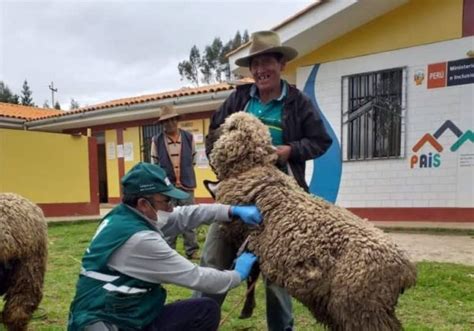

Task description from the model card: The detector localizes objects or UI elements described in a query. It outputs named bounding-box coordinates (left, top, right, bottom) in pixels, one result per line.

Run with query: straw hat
left=158, top=105, right=180, bottom=122
left=235, top=31, right=298, bottom=67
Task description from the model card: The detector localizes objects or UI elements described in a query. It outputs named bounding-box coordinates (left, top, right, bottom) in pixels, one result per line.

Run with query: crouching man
left=68, top=162, right=259, bottom=331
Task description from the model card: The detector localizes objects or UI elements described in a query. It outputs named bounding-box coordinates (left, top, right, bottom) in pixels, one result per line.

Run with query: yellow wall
left=105, top=129, right=120, bottom=199
left=0, top=129, right=90, bottom=203
left=285, top=0, right=464, bottom=78
left=179, top=119, right=216, bottom=198
left=123, top=126, right=142, bottom=173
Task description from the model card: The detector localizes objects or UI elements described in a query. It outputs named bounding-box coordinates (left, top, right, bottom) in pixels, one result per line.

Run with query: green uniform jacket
left=68, top=204, right=166, bottom=331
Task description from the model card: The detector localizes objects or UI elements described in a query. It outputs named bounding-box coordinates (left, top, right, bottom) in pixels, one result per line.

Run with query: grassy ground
left=1, top=221, right=473, bottom=330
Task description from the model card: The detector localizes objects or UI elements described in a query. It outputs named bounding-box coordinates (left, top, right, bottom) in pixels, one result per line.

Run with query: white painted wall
left=298, top=37, right=474, bottom=208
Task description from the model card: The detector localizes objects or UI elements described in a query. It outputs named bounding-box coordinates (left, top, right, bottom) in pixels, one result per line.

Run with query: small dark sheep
left=0, top=193, right=48, bottom=331
left=209, top=112, right=417, bottom=331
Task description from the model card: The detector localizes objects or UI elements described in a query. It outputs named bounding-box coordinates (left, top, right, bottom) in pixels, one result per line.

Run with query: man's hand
left=234, top=252, right=258, bottom=280
left=276, top=145, right=291, bottom=162
left=231, top=206, right=262, bottom=225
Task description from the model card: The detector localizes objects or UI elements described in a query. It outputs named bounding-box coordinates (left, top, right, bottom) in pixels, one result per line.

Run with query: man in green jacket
left=68, top=162, right=260, bottom=331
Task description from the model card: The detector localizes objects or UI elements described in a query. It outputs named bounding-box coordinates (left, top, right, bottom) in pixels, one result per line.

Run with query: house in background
left=229, top=0, right=474, bottom=222
left=0, top=83, right=235, bottom=217
left=1, top=0, right=472, bottom=223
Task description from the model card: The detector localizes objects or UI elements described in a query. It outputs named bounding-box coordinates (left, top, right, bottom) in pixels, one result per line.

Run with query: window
left=341, top=67, right=406, bottom=161
left=141, top=123, right=162, bottom=162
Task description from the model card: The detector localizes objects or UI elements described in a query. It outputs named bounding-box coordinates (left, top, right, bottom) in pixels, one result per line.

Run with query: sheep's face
left=210, top=112, right=277, bottom=179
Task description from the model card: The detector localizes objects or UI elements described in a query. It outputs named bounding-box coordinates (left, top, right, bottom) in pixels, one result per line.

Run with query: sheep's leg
left=2, top=255, right=45, bottom=331
left=239, top=263, right=260, bottom=319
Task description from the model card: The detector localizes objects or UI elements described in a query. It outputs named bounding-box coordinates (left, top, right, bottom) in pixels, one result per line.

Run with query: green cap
left=121, top=162, right=189, bottom=200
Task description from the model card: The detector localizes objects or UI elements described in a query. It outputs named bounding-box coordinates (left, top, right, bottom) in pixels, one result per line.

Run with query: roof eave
left=0, top=116, right=25, bottom=129
left=26, top=89, right=233, bottom=132
left=228, top=0, right=408, bottom=76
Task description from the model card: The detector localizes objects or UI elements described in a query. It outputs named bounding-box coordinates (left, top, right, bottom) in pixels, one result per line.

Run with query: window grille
left=141, top=123, right=162, bottom=162
left=341, top=67, right=406, bottom=161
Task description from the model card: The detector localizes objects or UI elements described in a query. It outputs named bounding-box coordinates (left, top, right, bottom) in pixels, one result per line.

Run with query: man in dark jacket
left=151, top=105, right=200, bottom=260
left=196, top=30, right=332, bottom=331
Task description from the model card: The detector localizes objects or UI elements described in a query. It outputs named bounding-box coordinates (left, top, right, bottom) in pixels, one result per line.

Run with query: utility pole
left=49, top=81, right=58, bottom=106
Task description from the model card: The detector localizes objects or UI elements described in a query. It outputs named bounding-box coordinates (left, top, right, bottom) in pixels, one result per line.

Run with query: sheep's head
left=210, top=112, right=277, bottom=179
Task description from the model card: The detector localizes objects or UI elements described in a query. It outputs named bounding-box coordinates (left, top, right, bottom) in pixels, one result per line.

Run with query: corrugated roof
left=26, top=82, right=237, bottom=121
left=0, top=102, right=63, bottom=120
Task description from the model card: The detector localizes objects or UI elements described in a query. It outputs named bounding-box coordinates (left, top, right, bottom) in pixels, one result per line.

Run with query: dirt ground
left=388, top=233, right=474, bottom=265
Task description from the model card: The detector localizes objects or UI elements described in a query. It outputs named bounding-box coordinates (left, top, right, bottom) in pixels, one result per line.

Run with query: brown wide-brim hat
left=157, top=105, right=180, bottom=122
left=235, top=30, right=298, bottom=68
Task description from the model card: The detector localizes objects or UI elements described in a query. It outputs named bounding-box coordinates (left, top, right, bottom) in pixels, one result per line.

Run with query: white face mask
left=155, top=210, right=171, bottom=230
left=146, top=200, right=171, bottom=230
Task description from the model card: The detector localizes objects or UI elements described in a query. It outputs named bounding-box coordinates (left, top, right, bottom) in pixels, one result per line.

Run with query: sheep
left=209, top=112, right=417, bottom=331
left=0, top=193, right=48, bottom=331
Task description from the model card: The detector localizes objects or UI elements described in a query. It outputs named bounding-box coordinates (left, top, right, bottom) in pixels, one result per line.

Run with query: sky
left=0, top=0, right=313, bottom=110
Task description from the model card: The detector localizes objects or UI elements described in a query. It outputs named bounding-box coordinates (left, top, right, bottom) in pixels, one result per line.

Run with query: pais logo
left=410, top=120, right=473, bottom=168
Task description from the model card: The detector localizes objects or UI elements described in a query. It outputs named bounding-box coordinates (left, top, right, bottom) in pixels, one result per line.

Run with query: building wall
left=179, top=118, right=216, bottom=200
left=285, top=0, right=464, bottom=82
left=123, top=126, right=141, bottom=173
left=102, top=118, right=217, bottom=203
left=105, top=129, right=121, bottom=201
left=0, top=128, right=99, bottom=216
left=297, top=37, right=473, bottom=221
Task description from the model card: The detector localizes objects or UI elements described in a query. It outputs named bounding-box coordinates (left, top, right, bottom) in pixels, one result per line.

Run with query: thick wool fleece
left=210, top=112, right=417, bottom=331
left=0, top=193, right=48, bottom=331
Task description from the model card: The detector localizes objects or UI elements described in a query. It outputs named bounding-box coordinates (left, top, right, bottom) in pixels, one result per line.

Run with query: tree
left=0, top=81, right=20, bottom=104
left=42, top=100, right=50, bottom=108
left=54, top=101, right=61, bottom=110
left=178, top=45, right=201, bottom=86
left=178, top=30, right=248, bottom=85
left=201, top=37, right=223, bottom=83
left=20, top=80, right=34, bottom=106
left=242, top=30, right=250, bottom=43
left=70, top=98, right=80, bottom=110
left=231, top=30, right=242, bottom=50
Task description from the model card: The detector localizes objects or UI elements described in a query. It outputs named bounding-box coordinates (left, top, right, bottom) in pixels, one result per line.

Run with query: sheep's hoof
left=239, top=298, right=256, bottom=319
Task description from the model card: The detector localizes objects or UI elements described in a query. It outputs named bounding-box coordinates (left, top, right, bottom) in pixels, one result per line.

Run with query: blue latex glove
left=234, top=252, right=258, bottom=280
left=231, top=205, right=262, bottom=225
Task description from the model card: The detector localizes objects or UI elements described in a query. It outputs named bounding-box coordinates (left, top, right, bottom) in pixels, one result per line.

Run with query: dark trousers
left=145, top=298, right=220, bottom=331
left=85, top=298, right=220, bottom=331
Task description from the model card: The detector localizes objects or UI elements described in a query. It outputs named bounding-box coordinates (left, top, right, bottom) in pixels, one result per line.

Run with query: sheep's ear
left=203, top=180, right=220, bottom=199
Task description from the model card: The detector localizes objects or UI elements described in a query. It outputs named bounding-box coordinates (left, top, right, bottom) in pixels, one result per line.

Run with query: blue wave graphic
left=303, top=64, right=342, bottom=203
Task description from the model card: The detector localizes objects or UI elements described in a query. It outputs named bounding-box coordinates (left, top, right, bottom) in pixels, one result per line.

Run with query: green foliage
left=0, top=81, right=20, bottom=104
left=2, top=221, right=472, bottom=330
left=20, top=79, right=34, bottom=106
left=54, top=101, right=61, bottom=110
left=178, top=30, right=249, bottom=85
left=178, top=45, right=201, bottom=86
left=42, top=100, right=50, bottom=108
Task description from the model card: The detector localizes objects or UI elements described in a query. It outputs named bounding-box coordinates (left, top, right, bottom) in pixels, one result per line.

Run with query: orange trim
left=108, top=197, right=122, bottom=204
left=412, top=134, right=443, bottom=152
left=38, top=203, right=99, bottom=217
left=28, top=83, right=235, bottom=121
left=463, top=0, right=474, bottom=36
left=0, top=102, right=62, bottom=120
left=349, top=208, right=474, bottom=222
left=195, top=197, right=215, bottom=204
left=88, top=137, right=100, bottom=208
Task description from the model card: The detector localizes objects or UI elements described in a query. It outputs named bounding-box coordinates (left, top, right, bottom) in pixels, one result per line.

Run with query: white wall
left=298, top=37, right=474, bottom=208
